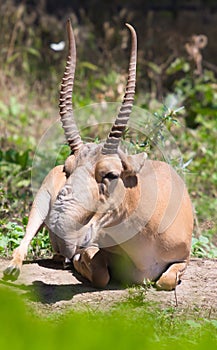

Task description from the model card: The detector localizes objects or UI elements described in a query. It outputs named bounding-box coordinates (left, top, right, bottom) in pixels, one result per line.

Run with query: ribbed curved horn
left=59, top=19, right=83, bottom=153
left=101, top=23, right=137, bottom=155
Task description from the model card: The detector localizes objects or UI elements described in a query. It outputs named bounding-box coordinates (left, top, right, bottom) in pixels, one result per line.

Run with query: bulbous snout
left=49, top=221, right=96, bottom=260
left=49, top=230, right=77, bottom=260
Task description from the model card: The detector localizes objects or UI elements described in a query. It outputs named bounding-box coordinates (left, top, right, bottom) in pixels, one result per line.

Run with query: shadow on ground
left=1, top=258, right=217, bottom=316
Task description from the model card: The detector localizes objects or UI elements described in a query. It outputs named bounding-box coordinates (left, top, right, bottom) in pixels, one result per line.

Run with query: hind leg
left=155, top=261, right=188, bottom=291
left=73, top=247, right=110, bottom=288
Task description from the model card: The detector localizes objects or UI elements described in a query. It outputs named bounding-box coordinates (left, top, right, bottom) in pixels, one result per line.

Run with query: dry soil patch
left=0, top=258, right=216, bottom=316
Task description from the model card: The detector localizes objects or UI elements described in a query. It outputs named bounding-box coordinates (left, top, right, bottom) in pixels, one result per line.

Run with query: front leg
left=73, top=247, right=110, bottom=288
left=3, top=189, right=51, bottom=281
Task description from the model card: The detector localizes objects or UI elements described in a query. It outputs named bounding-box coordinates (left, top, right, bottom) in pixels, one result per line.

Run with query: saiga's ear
left=119, top=152, right=147, bottom=176
left=63, top=154, right=75, bottom=177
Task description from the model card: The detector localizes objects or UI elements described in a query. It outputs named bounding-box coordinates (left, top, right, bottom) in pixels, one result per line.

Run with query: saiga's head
left=48, top=20, right=146, bottom=254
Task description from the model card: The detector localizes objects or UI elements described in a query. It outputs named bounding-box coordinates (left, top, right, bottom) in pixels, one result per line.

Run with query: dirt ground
left=0, top=258, right=217, bottom=316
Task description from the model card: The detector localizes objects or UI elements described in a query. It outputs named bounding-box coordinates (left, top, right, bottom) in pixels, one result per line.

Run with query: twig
left=174, top=287, right=178, bottom=307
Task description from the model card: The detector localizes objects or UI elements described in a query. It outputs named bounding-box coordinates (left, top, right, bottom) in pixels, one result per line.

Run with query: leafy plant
left=0, top=222, right=23, bottom=255
left=0, top=220, right=51, bottom=258
left=191, top=236, right=217, bottom=259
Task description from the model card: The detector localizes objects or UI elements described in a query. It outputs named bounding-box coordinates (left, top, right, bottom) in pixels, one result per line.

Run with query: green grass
left=0, top=286, right=217, bottom=350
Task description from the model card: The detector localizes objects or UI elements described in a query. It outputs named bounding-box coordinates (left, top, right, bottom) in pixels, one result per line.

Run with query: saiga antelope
left=4, top=20, right=193, bottom=290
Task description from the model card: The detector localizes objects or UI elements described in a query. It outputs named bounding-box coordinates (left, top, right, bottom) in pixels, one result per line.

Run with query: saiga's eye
left=103, top=172, right=119, bottom=180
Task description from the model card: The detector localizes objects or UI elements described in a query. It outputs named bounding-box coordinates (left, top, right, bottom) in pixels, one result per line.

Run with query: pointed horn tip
left=65, top=17, right=76, bottom=56
left=66, top=18, right=72, bottom=28
left=125, top=23, right=136, bottom=33
left=66, top=18, right=73, bottom=35
left=66, top=18, right=74, bottom=39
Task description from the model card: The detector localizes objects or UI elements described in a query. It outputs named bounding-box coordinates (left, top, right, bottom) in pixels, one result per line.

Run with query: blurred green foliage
left=0, top=287, right=217, bottom=350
